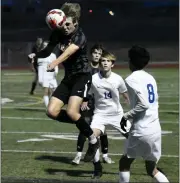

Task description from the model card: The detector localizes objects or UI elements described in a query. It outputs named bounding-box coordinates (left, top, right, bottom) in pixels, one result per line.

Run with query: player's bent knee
left=46, top=106, right=59, bottom=119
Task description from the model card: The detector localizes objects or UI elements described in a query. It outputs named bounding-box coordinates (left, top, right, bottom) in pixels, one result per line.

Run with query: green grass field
left=1, top=68, right=179, bottom=183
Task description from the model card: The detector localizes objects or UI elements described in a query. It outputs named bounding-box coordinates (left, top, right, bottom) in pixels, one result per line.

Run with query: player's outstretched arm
left=47, top=43, right=79, bottom=70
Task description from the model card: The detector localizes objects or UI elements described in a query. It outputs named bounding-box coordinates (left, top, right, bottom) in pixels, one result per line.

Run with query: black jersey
left=36, top=27, right=90, bottom=77
left=90, top=66, right=99, bottom=75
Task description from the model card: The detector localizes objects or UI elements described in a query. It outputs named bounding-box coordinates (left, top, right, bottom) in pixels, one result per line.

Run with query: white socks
left=102, top=153, right=108, bottom=158
left=94, top=148, right=100, bottom=163
left=43, top=95, right=49, bottom=107
left=77, top=152, right=82, bottom=157
left=119, top=171, right=130, bottom=183
left=154, top=171, right=169, bottom=182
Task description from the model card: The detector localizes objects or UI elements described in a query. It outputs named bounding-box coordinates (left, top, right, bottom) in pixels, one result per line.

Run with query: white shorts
left=124, top=132, right=161, bottom=162
left=38, top=65, right=44, bottom=85
left=90, top=113, right=124, bottom=134
left=38, top=65, right=57, bottom=89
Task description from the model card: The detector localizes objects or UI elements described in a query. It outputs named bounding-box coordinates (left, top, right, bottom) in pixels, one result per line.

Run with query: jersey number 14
left=147, top=84, right=155, bottom=103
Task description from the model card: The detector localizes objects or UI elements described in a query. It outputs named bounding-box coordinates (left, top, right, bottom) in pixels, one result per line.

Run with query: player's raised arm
left=47, top=29, right=86, bottom=71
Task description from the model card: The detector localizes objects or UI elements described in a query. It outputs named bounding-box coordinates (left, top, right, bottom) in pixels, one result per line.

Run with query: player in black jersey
left=29, top=37, right=43, bottom=95
left=72, top=44, right=115, bottom=165
left=28, top=3, right=99, bottom=161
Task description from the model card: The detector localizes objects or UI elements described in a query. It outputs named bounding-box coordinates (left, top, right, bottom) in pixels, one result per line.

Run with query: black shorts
left=52, top=72, right=92, bottom=104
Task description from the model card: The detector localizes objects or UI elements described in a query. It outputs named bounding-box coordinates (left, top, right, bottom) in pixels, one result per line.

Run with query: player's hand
left=47, top=62, right=56, bottom=72
left=120, top=116, right=130, bottom=136
left=81, top=102, right=90, bottom=111
left=28, top=53, right=36, bottom=59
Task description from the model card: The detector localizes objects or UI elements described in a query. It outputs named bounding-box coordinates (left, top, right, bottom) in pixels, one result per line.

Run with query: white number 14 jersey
left=91, top=72, right=127, bottom=115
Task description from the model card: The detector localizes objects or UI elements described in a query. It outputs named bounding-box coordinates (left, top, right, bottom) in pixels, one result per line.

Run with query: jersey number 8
left=147, top=84, right=155, bottom=103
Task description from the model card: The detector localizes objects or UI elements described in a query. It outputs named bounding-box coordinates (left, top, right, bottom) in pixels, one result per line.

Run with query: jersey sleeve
left=124, top=78, right=149, bottom=120
left=72, top=32, right=86, bottom=48
left=36, top=30, right=60, bottom=58
left=118, top=76, right=127, bottom=93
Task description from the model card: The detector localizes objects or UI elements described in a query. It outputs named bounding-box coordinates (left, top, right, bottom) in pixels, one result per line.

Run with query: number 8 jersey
left=124, top=70, right=161, bottom=136
left=90, top=72, right=127, bottom=115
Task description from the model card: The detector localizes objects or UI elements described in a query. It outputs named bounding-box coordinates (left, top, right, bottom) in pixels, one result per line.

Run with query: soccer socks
left=119, top=171, right=130, bottom=183
left=30, top=81, right=37, bottom=94
left=77, top=133, right=86, bottom=152
left=76, top=116, right=95, bottom=140
left=43, top=95, right=49, bottom=107
left=154, top=171, right=169, bottom=182
left=100, top=134, right=108, bottom=154
left=55, top=109, right=74, bottom=124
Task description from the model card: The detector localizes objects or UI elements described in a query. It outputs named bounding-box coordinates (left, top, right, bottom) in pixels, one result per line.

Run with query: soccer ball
left=45, top=9, right=66, bottom=29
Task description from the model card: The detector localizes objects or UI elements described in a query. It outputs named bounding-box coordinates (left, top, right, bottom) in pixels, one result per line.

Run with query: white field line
left=1, top=116, right=179, bottom=124
left=1, top=149, right=178, bottom=158
left=0, top=129, right=176, bottom=135
left=3, top=73, right=33, bottom=76
left=2, top=106, right=179, bottom=113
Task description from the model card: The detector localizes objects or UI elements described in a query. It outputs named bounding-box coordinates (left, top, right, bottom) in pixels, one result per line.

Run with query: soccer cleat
left=102, top=156, right=115, bottom=164
left=72, top=155, right=81, bottom=165
left=92, top=161, right=103, bottom=179
left=29, top=91, right=34, bottom=95
left=84, top=140, right=100, bottom=162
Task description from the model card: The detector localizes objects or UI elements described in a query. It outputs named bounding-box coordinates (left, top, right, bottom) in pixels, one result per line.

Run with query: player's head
left=61, top=3, right=81, bottom=35
left=90, top=44, right=104, bottom=63
left=36, top=37, right=43, bottom=48
left=41, top=41, right=49, bottom=50
left=128, top=45, right=150, bottom=71
left=99, top=50, right=116, bottom=71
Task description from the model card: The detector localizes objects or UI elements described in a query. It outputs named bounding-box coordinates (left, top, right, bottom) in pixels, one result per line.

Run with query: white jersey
left=124, top=70, right=161, bottom=136
left=91, top=72, right=127, bottom=115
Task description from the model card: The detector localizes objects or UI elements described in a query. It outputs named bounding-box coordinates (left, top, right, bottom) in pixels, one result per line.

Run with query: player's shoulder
left=92, top=72, right=99, bottom=79
left=74, top=27, right=86, bottom=39
left=111, top=72, right=124, bottom=80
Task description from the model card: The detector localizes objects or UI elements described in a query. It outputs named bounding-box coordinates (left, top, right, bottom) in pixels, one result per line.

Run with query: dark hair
left=128, top=45, right=150, bottom=69
left=90, top=44, right=104, bottom=54
left=61, top=3, right=81, bottom=23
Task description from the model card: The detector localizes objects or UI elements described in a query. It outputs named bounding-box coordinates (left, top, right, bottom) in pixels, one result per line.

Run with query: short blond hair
left=100, top=50, right=116, bottom=63
left=61, top=3, right=81, bottom=23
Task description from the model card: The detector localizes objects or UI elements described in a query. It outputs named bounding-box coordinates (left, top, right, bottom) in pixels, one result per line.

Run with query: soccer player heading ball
left=28, top=3, right=100, bottom=161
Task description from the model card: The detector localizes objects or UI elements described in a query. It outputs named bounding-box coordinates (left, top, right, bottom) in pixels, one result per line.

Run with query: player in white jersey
left=119, top=45, right=169, bottom=183
left=37, top=41, right=58, bottom=107
left=83, top=50, right=131, bottom=178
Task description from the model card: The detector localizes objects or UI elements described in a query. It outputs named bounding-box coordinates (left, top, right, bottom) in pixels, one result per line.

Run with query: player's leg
left=100, top=130, right=115, bottom=164
left=144, top=133, right=169, bottom=182
left=66, top=73, right=99, bottom=161
left=43, top=87, right=49, bottom=107
left=72, top=110, right=91, bottom=165
left=90, top=121, right=105, bottom=179
left=72, top=132, right=86, bottom=165
left=145, top=161, right=169, bottom=182
left=46, top=81, right=74, bottom=123
left=119, top=155, right=135, bottom=183
left=30, top=71, right=38, bottom=95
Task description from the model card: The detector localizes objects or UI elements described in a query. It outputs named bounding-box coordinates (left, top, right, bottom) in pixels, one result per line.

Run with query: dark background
left=1, top=0, right=179, bottom=67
